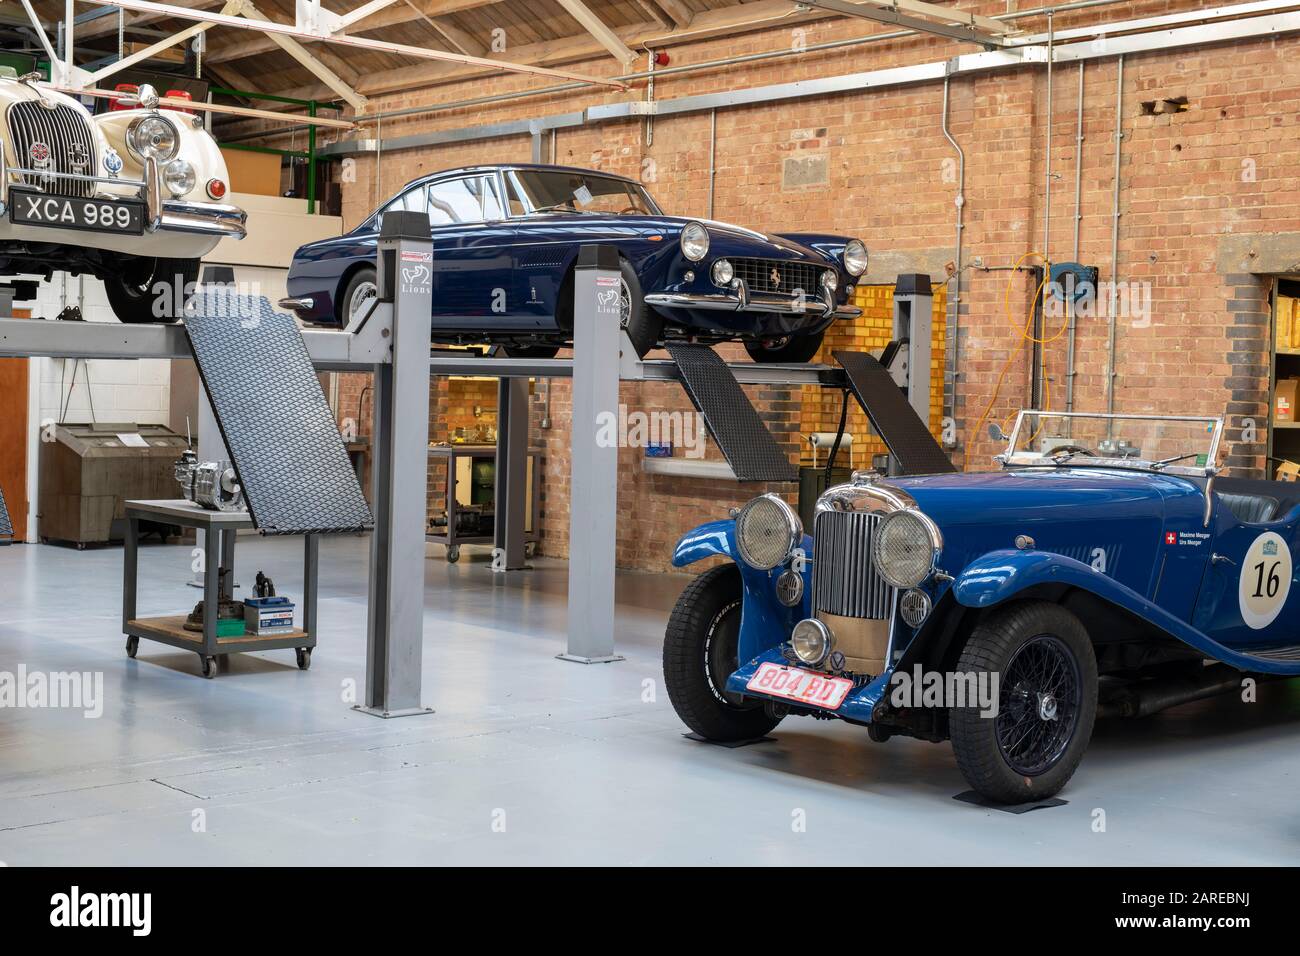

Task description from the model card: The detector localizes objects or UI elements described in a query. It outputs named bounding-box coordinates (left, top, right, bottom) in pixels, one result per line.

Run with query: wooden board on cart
left=128, top=615, right=308, bottom=646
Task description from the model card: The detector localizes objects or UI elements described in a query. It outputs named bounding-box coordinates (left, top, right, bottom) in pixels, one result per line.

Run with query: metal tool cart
left=121, top=499, right=318, bottom=678
left=427, top=443, right=541, bottom=563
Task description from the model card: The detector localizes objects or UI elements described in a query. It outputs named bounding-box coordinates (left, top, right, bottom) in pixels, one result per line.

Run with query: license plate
left=8, top=188, right=144, bottom=235
left=746, top=662, right=853, bottom=710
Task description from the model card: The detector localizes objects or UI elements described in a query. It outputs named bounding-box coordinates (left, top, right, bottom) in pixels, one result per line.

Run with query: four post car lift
left=0, top=210, right=949, bottom=714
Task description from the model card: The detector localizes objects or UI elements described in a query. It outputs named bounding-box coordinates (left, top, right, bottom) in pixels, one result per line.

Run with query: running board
left=665, top=343, right=798, bottom=483
left=833, top=349, right=956, bottom=475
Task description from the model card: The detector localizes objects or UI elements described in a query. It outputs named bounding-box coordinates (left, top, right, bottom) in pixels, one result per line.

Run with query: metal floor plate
left=665, top=343, right=797, bottom=483
left=183, top=292, right=373, bottom=535
left=0, top=482, right=11, bottom=537
left=832, top=350, right=955, bottom=475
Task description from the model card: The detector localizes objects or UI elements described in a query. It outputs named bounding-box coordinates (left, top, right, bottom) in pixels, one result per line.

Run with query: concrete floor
left=1, top=534, right=1298, bottom=865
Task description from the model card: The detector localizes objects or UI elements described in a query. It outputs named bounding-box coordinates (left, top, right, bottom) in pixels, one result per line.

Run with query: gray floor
left=0, top=534, right=1298, bottom=866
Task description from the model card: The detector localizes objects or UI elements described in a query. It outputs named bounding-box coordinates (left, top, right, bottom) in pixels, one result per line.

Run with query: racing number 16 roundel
left=1239, top=531, right=1292, bottom=630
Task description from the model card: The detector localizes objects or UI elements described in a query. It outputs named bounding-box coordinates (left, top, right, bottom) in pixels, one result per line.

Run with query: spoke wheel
left=995, top=634, right=1081, bottom=777
left=348, top=280, right=378, bottom=323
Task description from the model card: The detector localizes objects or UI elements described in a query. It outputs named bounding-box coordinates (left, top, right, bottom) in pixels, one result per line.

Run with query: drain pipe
left=940, top=74, right=965, bottom=430
left=1066, top=61, right=1084, bottom=415
left=707, top=109, right=716, bottom=219
left=1042, top=10, right=1053, bottom=275
left=1106, top=55, right=1124, bottom=419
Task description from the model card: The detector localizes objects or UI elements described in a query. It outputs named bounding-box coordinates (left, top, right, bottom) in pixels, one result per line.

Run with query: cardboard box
left=1276, top=378, right=1300, bottom=422
left=1276, top=460, right=1300, bottom=482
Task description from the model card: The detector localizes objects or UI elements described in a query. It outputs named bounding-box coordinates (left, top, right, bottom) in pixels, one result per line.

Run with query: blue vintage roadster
left=664, top=410, right=1300, bottom=803
left=282, top=163, right=865, bottom=362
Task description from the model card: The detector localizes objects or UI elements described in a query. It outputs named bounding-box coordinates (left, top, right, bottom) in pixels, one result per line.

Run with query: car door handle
left=1211, top=553, right=1236, bottom=567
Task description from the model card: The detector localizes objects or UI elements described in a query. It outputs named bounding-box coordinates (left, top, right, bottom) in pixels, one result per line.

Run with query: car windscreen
left=504, top=169, right=659, bottom=216
left=1004, top=412, right=1221, bottom=473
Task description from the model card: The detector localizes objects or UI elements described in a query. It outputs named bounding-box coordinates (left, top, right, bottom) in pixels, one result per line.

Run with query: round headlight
left=136, top=83, right=160, bottom=110
left=735, top=493, right=801, bottom=571
left=680, top=221, right=710, bottom=262
left=843, top=239, right=868, bottom=277
left=820, top=269, right=838, bottom=292
left=791, top=618, right=832, bottom=666
left=872, top=509, right=939, bottom=589
left=127, top=114, right=179, bottom=162
left=711, top=258, right=734, bottom=286
left=163, top=158, right=196, bottom=197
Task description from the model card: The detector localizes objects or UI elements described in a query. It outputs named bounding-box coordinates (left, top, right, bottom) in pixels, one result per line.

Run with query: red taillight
left=206, top=178, right=227, bottom=200
left=110, top=83, right=138, bottom=112
left=166, top=89, right=194, bottom=114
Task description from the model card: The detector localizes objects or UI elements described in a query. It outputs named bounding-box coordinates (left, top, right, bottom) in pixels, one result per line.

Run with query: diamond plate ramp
left=0, top=482, right=12, bottom=537
left=665, top=343, right=796, bottom=483
left=183, top=292, right=373, bottom=534
left=833, top=349, right=955, bottom=475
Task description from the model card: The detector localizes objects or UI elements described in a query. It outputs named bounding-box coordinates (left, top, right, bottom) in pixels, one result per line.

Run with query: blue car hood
left=880, top=468, right=1203, bottom=584
left=524, top=213, right=844, bottom=261
left=888, top=468, right=1190, bottom=526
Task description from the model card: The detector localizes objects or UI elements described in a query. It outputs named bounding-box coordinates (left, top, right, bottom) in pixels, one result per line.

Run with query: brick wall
left=313, top=0, right=1294, bottom=570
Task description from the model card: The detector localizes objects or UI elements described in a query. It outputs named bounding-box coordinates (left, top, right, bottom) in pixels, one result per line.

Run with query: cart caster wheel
left=200, top=655, right=218, bottom=679
left=524, top=542, right=538, bottom=559
left=446, top=545, right=461, bottom=564
left=296, top=647, right=312, bottom=671
left=126, top=636, right=139, bottom=659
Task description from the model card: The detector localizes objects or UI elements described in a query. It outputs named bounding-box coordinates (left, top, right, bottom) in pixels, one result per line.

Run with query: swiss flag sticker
left=1165, top=531, right=1177, bottom=545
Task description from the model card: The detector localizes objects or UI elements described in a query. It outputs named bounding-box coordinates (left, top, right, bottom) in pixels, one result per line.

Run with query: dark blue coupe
left=282, top=163, right=866, bottom=362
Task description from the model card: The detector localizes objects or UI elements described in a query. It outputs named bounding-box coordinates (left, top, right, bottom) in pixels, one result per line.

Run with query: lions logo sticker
left=1239, top=531, right=1292, bottom=630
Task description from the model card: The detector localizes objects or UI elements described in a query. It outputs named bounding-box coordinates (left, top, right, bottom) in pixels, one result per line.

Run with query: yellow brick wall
left=799, top=283, right=947, bottom=466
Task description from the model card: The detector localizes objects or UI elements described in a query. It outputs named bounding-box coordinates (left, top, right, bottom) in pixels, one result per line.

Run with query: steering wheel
left=1046, top=443, right=1096, bottom=458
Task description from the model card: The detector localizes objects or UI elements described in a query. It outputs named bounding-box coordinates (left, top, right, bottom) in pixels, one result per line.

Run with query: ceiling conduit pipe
left=940, top=73, right=964, bottom=439
left=1067, top=60, right=1084, bottom=416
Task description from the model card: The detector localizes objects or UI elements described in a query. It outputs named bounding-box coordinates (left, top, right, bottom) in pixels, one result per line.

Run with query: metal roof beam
left=81, top=0, right=628, bottom=89
left=797, top=0, right=1010, bottom=47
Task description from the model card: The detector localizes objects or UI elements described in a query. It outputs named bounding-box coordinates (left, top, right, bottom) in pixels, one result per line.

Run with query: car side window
left=426, top=176, right=503, bottom=225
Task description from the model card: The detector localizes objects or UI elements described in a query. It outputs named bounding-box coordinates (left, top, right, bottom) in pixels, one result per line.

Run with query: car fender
left=952, top=548, right=1300, bottom=674
left=672, top=519, right=811, bottom=663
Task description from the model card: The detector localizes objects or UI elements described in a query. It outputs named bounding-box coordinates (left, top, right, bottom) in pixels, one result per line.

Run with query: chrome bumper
left=279, top=296, right=314, bottom=311
left=157, top=199, right=247, bottom=239
left=645, top=278, right=861, bottom=320
left=1, top=151, right=246, bottom=240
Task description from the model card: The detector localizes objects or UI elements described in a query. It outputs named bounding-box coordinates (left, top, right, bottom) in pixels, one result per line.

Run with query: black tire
left=745, top=329, right=826, bottom=364
left=618, top=259, right=663, bottom=359
left=339, top=266, right=379, bottom=325
left=125, top=635, right=139, bottom=659
left=948, top=600, right=1098, bottom=804
left=663, top=564, right=782, bottom=742
left=104, top=256, right=200, bottom=324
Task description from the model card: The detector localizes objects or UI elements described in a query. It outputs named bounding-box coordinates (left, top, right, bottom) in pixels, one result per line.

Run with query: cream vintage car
left=0, top=71, right=246, bottom=322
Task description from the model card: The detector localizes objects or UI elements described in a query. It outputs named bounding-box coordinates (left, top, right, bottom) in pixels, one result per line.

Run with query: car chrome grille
left=732, top=257, right=824, bottom=295
left=6, top=101, right=97, bottom=198
left=812, top=510, right=893, bottom=619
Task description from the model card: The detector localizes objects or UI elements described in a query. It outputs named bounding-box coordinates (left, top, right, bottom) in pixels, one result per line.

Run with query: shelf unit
left=1269, top=278, right=1300, bottom=472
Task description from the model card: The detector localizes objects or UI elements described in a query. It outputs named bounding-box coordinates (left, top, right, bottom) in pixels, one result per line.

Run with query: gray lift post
left=887, top=273, right=934, bottom=474
left=359, top=210, right=436, bottom=717
left=558, top=245, right=624, bottom=664
left=493, top=377, right=530, bottom=571
left=892, top=273, right=933, bottom=423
